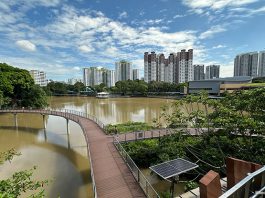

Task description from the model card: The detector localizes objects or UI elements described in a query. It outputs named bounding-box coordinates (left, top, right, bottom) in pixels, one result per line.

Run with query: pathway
left=0, top=109, right=146, bottom=198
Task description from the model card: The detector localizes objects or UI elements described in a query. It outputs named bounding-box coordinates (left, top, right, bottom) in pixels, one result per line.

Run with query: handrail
left=113, top=136, right=160, bottom=198
left=0, top=108, right=99, bottom=198
left=219, top=166, right=265, bottom=198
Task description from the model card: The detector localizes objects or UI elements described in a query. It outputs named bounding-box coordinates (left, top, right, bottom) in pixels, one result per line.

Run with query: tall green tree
left=0, top=63, right=47, bottom=108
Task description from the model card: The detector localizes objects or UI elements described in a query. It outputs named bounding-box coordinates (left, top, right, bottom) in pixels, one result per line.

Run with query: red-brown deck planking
left=0, top=110, right=146, bottom=198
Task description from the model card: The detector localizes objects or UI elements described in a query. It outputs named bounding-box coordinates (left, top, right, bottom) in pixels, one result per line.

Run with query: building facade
left=258, top=51, right=265, bottom=77
left=234, top=51, right=262, bottom=77
left=67, top=78, right=82, bottom=85
left=29, top=70, right=48, bottom=86
left=132, top=69, right=140, bottom=80
left=205, top=65, right=220, bottom=79
left=106, top=70, right=116, bottom=87
left=144, top=49, right=193, bottom=83
left=115, top=60, right=132, bottom=81
left=194, top=65, right=205, bottom=80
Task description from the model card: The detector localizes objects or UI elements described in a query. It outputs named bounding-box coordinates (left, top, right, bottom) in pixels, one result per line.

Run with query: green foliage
left=0, top=149, right=48, bottom=198
left=45, top=81, right=87, bottom=95
left=252, top=77, right=265, bottom=83
left=123, top=89, right=265, bottom=179
left=184, top=181, right=198, bottom=192
left=0, top=63, right=47, bottom=108
left=105, top=122, right=154, bottom=134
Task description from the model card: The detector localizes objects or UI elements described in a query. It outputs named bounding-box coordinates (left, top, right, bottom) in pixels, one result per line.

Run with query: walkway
left=116, top=128, right=205, bottom=142
left=0, top=109, right=146, bottom=198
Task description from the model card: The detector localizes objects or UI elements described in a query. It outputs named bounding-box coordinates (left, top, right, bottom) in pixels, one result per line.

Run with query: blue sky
left=1, top=0, right=265, bottom=81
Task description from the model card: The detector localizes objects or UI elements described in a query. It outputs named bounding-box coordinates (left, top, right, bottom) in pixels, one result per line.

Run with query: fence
left=0, top=108, right=101, bottom=198
left=113, top=137, right=160, bottom=198
left=219, top=166, right=265, bottom=198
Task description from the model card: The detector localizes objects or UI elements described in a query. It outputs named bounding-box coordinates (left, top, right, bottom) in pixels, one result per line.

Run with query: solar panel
left=149, top=158, right=198, bottom=179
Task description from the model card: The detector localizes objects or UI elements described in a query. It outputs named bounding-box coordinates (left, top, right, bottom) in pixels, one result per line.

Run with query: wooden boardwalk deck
left=116, top=128, right=205, bottom=142
left=0, top=109, right=146, bottom=198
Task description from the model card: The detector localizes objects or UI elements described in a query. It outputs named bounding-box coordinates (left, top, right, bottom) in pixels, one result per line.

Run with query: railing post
left=137, top=169, right=140, bottom=182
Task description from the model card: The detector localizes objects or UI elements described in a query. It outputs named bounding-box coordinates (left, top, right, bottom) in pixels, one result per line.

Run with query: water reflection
left=49, top=97, right=175, bottom=124
left=0, top=113, right=92, bottom=198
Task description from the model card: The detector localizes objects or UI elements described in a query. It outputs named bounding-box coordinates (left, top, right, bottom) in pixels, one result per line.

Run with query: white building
left=106, top=70, right=116, bottom=87
left=144, top=52, right=157, bottom=82
left=234, top=51, right=259, bottom=77
left=115, top=60, right=132, bottom=81
left=67, top=78, right=82, bottom=85
left=258, top=51, right=265, bottom=77
left=144, top=49, right=193, bottom=84
left=29, top=70, right=48, bottom=86
left=205, top=65, right=220, bottom=80
left=83, top=67, right=104, bottom=86
left=132, top=69, right=139, bottom=80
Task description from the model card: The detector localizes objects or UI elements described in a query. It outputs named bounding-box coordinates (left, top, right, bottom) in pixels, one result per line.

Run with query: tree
left=0, top=149, right=48, bottom=197
left=73, top=82, right=85, bottom=93
left=0, top=63, right=48, bottom=108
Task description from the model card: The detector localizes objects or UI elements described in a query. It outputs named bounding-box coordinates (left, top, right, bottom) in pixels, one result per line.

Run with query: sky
left=1, top=0, right=265, bottom=81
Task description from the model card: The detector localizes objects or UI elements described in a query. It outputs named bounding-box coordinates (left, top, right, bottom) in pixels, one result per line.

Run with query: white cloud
left=78, top=45, right=94, bottom=53
left=118, top=11, right=128, bottom=19
left=173, top=14, right=186, bottom=18
left=213, top=44, right=226, bottom=49
left=182, top=0, right=258, bottom=10
left=16, top=40, right=36, bottom=51
left=199, top=25, right=226, bottom=39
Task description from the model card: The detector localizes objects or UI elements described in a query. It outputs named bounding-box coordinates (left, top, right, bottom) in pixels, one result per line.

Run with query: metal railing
left=113, top=137, right=160, bottom=198
left=0, top=108, right=100, bottom=198
left=220, top=166, right=265, bottom=198
left=115, top=127, right=204, bottom=143
left=0, top=108, right=106, bottom=130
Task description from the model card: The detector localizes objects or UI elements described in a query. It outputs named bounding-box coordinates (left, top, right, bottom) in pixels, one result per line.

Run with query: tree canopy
left=0, top=63, right=47, bottom=108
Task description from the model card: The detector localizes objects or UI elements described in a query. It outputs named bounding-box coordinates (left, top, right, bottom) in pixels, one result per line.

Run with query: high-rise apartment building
left=132, top=69, right=139, bottom=80
left=258, top=51, right=265, bottom=77
left=83, top=67, right=103, bottom=87
left=29, top=70, right=48, bottom=86
left=144, top=49, right=193, bottom=83
left=205, top=65, right=220, bottom=79
left=106, top=70, right=116, bottom=87
left=234, top=52, right=260, bottom=77
left=144, top=52, right=157, bottom=82
left=178, top=49, right=193, bottom=83
left=67, top=78, right=82, bottom=85
left=194, top=65, right=205, bottom=80
left=115, top=60, right=132, bottom=81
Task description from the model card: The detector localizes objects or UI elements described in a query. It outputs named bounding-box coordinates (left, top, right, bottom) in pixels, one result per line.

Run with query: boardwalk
left=0, top=109, right=146, bottom=198
left=116, top=128, right=205, bottom=142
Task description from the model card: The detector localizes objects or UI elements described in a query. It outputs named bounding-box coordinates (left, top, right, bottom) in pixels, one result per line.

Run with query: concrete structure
left=83, top=67, right=104, bottom=87
left=67, top=78, right=82, bottom=85
left=83, top=67, right=115, bottom=87
left=234, top=51, right=263, bottom=77
left=29, top=70, right=48, bottom=87
left=106, top=70, right=115, bottom=87
left=205, top=65, right=220, bottom=79
left=199, top=170, right=222, bottom=198
left=0, top=109, right=146, bottom=198
left=194, top=65, right=205, bottom=80
left=144, top=49, right=193, bottom=83
left=178, top=49, right=193, bottom=83
left=132, top=69, right=139, bottom=80
left=258, top=51, right=265, bottom=77
left=144, top=52, right=157, bottom=82
left=115, top=60, right=132, bottom=81
left=188, top=76, right=252, bottom=95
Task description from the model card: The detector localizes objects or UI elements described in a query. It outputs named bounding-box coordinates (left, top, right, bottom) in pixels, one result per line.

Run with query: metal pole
left=42, top=114, right=46, bottom=129
left=66, top=119, right=70, bottom=134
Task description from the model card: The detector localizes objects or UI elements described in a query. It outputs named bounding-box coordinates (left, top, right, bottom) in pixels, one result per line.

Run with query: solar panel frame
left=149, top=158, right=198, bottom=179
